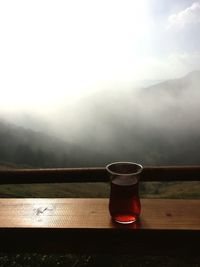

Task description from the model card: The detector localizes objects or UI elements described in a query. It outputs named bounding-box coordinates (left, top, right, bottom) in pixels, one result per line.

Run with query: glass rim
left=106, top=161, right=143, bottom=176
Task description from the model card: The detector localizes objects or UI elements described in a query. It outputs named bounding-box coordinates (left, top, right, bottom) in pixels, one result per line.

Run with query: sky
left=0, top=0, right=200, bottom=114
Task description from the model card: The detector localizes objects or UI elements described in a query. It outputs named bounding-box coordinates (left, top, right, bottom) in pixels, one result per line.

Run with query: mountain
left=59, top=70, right=200, bottom=165
left=142, top=70, right=200, bottom=95
left=1, top=71, right=200, bottom=166
left=0, top=120, right=107, bottom=168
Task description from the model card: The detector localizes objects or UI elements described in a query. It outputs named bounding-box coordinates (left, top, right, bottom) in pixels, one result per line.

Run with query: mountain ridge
left=1, top=70, right=200, bottom=166
left=0, top=119, right=107, bottom=168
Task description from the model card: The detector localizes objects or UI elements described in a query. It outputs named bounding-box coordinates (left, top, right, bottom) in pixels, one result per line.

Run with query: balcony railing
left=0, top=165, right=200, bottom=184
left=0, top=165, right=199, bottom=254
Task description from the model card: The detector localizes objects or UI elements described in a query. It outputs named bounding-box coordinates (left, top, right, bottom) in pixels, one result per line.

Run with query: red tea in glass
left=106, top=162, right=143, bottom=224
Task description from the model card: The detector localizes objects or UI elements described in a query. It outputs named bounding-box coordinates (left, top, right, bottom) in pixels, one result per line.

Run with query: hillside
left=58, top=70, right=200, bottom=165
left=0, top=120, right=107, bottom=168
left=1, top=71, right=200, bottom=199
left=1, top=71, right=200, bottom=167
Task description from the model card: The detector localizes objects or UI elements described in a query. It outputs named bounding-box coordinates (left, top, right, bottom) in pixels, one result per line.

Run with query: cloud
left=133, top=52, right=200, bottom=81
left=167, top=2, right=200, bottom=29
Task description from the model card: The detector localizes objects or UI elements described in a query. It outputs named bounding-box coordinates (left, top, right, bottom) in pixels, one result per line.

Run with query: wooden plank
left=0, top=198, right=199, bottom=230
left=143, top=166, right=200, bottom=182
left=0, top=166, right=200, bottom=184
left=0, top=198, right=199, bottom=253
left=0, top=167, right=105, bottom=184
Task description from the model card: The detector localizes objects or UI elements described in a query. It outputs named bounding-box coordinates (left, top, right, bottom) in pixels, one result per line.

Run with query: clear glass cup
left=106, top=162, right=143, bottom=224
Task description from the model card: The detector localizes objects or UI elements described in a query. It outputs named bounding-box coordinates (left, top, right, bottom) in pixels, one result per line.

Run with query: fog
left=1, top=70, right=200, bottom=166
left=52, top=71, right=200, bottom=165
left=1, top=1, right=200, bottom=166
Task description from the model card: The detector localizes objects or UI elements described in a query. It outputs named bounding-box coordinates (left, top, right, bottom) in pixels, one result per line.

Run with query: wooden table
left=0, top=198, right=199, bottom=254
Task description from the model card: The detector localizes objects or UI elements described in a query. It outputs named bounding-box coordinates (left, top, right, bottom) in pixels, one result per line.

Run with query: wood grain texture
left=0, top=198, right=199, bottom=253
left=0, top=198, right=199, bottom=230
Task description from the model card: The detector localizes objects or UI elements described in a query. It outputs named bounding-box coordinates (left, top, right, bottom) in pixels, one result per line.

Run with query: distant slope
left=1, top=71, right=200, bottom=166
left=142, top=70, right=200, bottom=96
left=0, top=120, right=107, bottom=168
left=63, top=70, right=200, bottom=165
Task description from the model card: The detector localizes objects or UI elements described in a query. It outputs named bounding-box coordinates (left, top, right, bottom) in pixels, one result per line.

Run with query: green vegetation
left=0, top=181, right=199, bottom=199
left=0, top=121, right=96, bottom=168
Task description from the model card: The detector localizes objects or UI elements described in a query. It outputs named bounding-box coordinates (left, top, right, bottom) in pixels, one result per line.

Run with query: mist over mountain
left=1, top=71, right=200, bottom=166
left=0, top=120, right=108, bottom=168
left=52, top=70, right=200, bottom=165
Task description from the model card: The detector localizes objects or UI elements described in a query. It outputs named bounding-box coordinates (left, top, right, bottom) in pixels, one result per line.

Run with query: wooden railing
left=0, top=166, right=200, bottom=183
left=0, top=166, right=199, bottom=254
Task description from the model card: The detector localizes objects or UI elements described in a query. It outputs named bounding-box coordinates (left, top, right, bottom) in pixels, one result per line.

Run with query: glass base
left=112, top=214, right=138, bottom=224
left=114, top=219, right=136, bottom=224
